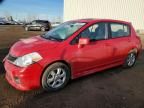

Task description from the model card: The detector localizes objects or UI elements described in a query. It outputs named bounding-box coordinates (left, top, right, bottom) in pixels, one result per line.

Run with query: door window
left=80, top=23, right=107, bottom=40
left=32, top=21, right=36, bottom=25
left=110, top=23, right=130, bottom=38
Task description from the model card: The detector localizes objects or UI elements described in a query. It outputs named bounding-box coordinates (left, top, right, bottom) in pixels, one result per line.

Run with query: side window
left=110, top=23, right=130, bottom=38
left=32, top=21, right=36, bottom=25
left=80, top=23, right=107, bottom=40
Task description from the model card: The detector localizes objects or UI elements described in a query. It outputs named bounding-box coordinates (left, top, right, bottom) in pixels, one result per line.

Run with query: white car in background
left=0, top=20, right=8, bottom=25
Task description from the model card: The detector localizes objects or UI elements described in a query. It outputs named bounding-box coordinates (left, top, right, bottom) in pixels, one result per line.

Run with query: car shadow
left=0, top=48, right=9, bottom=75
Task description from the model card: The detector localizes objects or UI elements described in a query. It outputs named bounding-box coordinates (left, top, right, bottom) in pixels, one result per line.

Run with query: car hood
left=9, top=36, right=59, bottom=57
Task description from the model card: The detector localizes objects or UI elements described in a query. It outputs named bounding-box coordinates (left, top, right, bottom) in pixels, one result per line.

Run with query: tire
left=48, top=24, right=52, bottom=31
left=123, top=52, right=137, bottom=68
left=41, top=27, right=46, bottom=32
left=41, top=62, right=70, bottom=91
left=25, top=27, right=29, bottom=31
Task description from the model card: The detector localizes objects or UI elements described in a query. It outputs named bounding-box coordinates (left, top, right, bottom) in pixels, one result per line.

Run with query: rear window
left=110, top=23, right=130, bottom=38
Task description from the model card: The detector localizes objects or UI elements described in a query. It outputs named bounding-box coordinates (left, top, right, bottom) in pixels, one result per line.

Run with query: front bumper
left=4, top=59, right=43, bottom=91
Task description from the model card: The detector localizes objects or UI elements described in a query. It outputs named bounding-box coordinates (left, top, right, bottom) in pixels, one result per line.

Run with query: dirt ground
left=0, top=26, right=144, bottom=108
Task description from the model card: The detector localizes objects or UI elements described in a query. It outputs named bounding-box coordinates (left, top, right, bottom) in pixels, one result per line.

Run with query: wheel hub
left=46, top=68, right=66, bottom=88
left=127, top=53, right=136, bottom=66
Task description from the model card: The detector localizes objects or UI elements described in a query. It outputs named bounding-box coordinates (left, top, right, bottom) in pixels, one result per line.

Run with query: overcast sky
left=0, top=0, right=63, bottom=21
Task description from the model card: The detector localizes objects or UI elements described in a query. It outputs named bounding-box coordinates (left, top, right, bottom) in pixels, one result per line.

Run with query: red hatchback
left=3, top=19, right=142, bottom=91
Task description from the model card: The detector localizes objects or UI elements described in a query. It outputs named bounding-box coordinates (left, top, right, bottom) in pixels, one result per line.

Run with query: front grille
left=7, top=54, right=17, bottom=62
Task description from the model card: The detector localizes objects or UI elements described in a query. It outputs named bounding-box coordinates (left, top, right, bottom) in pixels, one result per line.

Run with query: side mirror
left=78, top=38, right=90, bottom=48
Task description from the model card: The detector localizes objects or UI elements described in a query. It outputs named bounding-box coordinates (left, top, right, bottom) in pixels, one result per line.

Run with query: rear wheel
left=42, top=62, right=70, bottom=91
left=123, top=52, right=137, bottom=68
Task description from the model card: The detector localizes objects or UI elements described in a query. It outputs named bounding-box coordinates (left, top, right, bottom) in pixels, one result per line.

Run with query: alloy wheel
left=46, top=68, right=66, bottom=89
left=127, top=53, right=136, bottom=67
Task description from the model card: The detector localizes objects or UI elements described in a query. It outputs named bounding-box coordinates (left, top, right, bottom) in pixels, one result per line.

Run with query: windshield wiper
left=41, top=34, right=63, bottom=42
left=49, top=36, right=63, bottom=41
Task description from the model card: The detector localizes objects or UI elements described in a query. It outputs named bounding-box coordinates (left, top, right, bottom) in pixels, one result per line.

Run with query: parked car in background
left=0, top=20, right=19, bottom=25
left=18, top=21, right=25, bottom=25
left=3, top=19, right=142, bottom=91
left=7, top=21, right=20, bottom=25
left=0, top=18, right=6, bottom=25
left=0, top=21, right=6, bottom=25
left=24, top=20, right=51, bottom=31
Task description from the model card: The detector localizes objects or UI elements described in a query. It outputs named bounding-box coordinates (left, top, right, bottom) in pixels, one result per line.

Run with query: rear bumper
left=4, top=59, right=43, bottom=91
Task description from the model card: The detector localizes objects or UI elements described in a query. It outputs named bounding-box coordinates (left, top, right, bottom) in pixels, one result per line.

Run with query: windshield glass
left=42, top=22, right=86, bottom=41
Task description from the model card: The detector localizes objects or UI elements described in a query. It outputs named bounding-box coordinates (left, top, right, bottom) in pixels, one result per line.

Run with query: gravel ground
left=0, top=26, right=144, bottom=108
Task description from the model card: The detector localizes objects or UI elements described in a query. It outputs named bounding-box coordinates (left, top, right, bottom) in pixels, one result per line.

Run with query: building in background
left=64, top=0, right=144, bottom=31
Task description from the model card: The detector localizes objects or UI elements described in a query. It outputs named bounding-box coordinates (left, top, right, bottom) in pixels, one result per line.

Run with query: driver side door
left=67, top=22, right=114, bottom=77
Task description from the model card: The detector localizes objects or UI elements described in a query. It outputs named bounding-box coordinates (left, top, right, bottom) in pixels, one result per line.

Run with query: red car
left=3, top=19, right=142, bottom=91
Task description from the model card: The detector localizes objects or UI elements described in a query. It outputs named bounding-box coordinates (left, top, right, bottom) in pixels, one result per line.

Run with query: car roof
left=71, top=18, right=131, bottom=25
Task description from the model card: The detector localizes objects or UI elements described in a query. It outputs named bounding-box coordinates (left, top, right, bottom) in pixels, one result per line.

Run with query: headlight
left=13, top=52, right=42, bottom=67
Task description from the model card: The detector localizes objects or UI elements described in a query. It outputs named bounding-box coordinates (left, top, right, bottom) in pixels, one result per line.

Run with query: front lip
left=4, top=59, right=43, bottom=91
left=5, top=74, right=32, bottom=91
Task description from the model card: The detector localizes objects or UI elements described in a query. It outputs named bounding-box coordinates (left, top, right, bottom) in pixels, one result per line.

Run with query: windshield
left=42, top=22, right=86, bottom=41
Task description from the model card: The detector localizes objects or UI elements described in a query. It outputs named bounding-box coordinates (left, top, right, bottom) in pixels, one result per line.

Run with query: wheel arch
left=40, top=60, right=72, bottom=86
left=128, top=48, right=138, bottom=55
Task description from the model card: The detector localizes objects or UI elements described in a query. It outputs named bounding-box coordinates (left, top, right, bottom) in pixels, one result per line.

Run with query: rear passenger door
left=108, top=23, right=131, bottom=62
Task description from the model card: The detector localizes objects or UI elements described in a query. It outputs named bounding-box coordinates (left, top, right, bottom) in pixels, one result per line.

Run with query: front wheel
left=41, top=62, right=70, bottom=91
left=123, top=52, right=137, bottom=68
